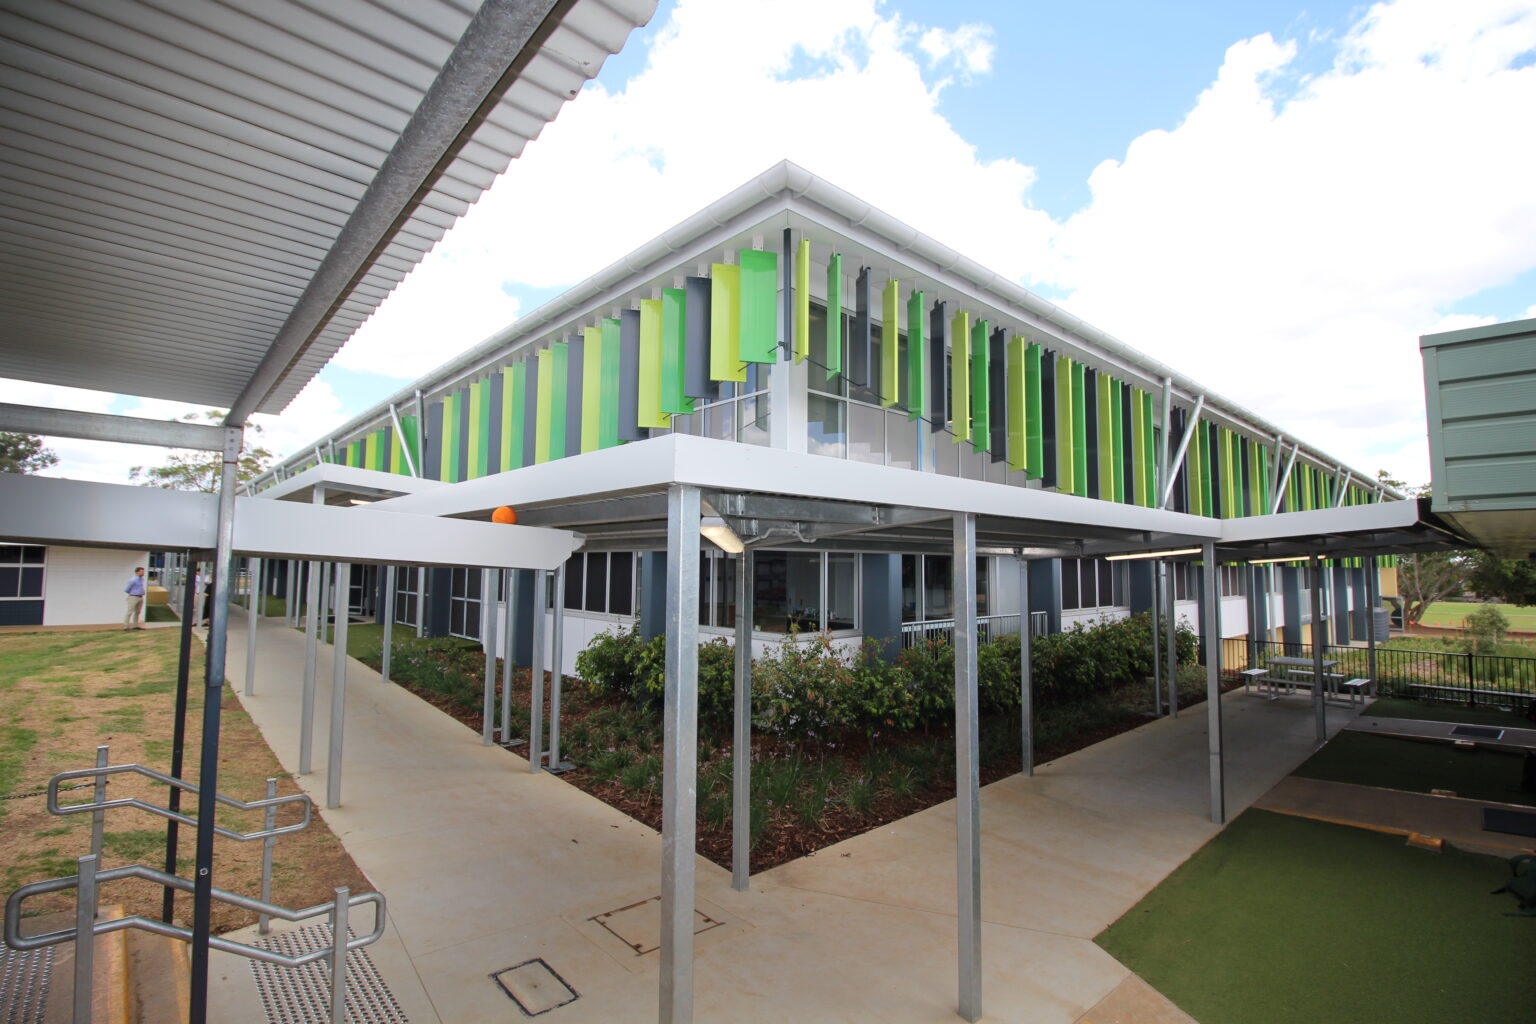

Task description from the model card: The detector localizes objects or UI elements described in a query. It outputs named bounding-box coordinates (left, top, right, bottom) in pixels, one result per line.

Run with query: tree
left=1465, top=550, right=1536, bottom=607
left=129, top=411, right=273, bottom=492
left=0, top=432, right=59, bottom=474
left=1395, top=549, right=1472, bottom=628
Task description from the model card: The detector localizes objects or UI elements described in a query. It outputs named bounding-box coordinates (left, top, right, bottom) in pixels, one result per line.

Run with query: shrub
left=752, top=631, right=858, bottom=742
left=1466, top=603, right=1510, bottom=652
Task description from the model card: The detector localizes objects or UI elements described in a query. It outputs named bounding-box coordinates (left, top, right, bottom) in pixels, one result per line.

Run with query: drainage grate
left=491, top=958, right=579, bottom=1017
left=248, top=926, right=408, bottom=1024
left=1449, top=725, right=1504, bottom=740
left=0, top=946, right=53, bottom=1024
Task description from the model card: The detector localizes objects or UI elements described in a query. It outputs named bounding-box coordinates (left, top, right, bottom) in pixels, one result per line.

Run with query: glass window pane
left=1061, top=558, right=1079, bottom=610
left=975, top=557, right=989, bottom=617
left=827, top=554, right=857, bottom=630
left=809, top=305, right=837, bottom=396
left=807, top=392, right=847, bottom=460
left=753, top=551, right=788, bottom=633
left=610, top=554, right=634, bottom=615
left=0, top=567, right=17, bottom=596
left=21, top=546, right=44, bottom=564
left=565, top=554, right=583, bottom=609
left=848, top=401, right=884, bottom=466
left=0, top=546, right=20, bottom=564
left=901, top=554, right=919, bottom=622
left=887, top=410, right=917, bottom=472
left=699, top=553, right=712, bottom=625
left=585, top=554, right=608, bottom=613
left=715, top=554, right=737, bottom=629
left=1098, top=560, right=1113, bottom=606
left=924, top=555, right=953, bottom=620
left=739, top=395, right=770, bottom=447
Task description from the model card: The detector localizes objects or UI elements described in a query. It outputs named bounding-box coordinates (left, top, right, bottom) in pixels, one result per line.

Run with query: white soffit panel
left=0, top=0, right=656, bottom=413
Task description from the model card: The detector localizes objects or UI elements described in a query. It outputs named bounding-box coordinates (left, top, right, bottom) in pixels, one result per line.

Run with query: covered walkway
left=208, top=612, right=1355, bottom=1023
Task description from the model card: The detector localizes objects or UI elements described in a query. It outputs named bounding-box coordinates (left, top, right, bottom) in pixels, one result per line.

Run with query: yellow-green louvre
left=534, top=348, right=554, bottom=464
left=1025, top=342, right=1043, bottom=478
left=881, top=280, right=899, bottom=407
left=951, top=309, right=970, bottom=444
left=469, top=379, right=489, bottom=479
left=660, top=288, right=693, bottom=415
left=502, top=365, right=523, bottom=471
left=709, top=265, right=746, bottom=383
left=581, top=326, right=602, bottom=454
left=1111, top=380, right=1125, bottom=503
left=1054, top=355, right=1074, bottom=493
left=970, top=319, right=989, bottom=453
left=599, top=318, right=622, bottom=448
left=389, top=422, right=404, bottom=475
left=1130, top=389, right=1147, bottom=506
left=638, top=299, right=669, bottom=429
left=794, top=238, right=810, bottom=364
left=1096, top=374, right=1114, bottom=498
left=826, top=253, right=842, bottom=379
left=548, top=342, right=569, bottom=460
left=1006, top=335, right=1026, bottom=472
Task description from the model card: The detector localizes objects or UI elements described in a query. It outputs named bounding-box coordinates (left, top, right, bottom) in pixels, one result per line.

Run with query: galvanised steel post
left=163, top=549, right=197, bottom=924
left=549, top=563, right=566, bottom=769
left=189, top=428, right=240, bottom=1024
left=1310, top=555, right=1327, bottom=743
left=659, top=484, right=701, bottom=1024
left=500, top=570, right=516, bottom=743
left=732, top=548, right=752, bottom=891
left=381, top=566, right=396, bottom=684
left=244, top=557, right=261, bottom=697
left=1018, top=556, right=1033, bottom=777
left=1202, top=543, right=1225, bottom=825
left=300, top=486, right=326, bottom=775
left=1166, top=561, right=1179, bottom=717
left=954, top=513, right=982, bottom=1023
left=326, top=563, right=351, bottom=810
left=527, top=570, right=546, bottom=773
left=482, top=568, right=497, bottom=746
left=1365, top=565, right=1378, bottom=696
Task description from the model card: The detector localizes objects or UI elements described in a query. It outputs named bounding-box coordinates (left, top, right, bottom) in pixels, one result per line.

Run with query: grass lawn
left=0, top=628, right=367, bottom=933
left=1366, top=696, right=1534, bottom=729
left=1421, top=600, right=1536, bottom=631
left=1097, top=810, right=1535, bottom=1024
left=1292, top=731, right=1534, bottom=807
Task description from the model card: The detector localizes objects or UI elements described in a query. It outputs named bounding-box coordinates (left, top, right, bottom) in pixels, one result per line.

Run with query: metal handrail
left=6, top=858, right=385, bottom=1024
left=48, top=761, right=312, bottom=843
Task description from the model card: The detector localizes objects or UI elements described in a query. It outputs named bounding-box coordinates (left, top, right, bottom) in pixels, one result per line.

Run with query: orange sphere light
left=491, top=506, right=517, bottom=525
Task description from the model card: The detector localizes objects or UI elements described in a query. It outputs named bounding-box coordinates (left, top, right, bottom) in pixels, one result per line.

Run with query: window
left=0, top=545, right=44, bottom=627
left=698, top=552, right=740, bottom=628
left=448, top=567, right=482, bottom=640
left=394, top=567, right=420, bottom=628
left=749, top=551, right=861, bottom=633
left=1219, top=565, right=1248, bottom=597
left=1060, top=558, right=1127, bottom=612
left=900, top=555, right=990, bottom=623
left=559, top=552, right=636, bottom=615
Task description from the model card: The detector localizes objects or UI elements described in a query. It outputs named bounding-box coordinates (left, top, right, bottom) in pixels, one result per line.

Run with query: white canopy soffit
left=0, top=472, right=581, bottom=569
left=0, top=0, right=656, bottom=418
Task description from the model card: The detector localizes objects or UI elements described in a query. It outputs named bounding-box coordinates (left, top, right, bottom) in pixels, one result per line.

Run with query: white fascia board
left=255, top=463, right=447, bottom=503
left=232, top=499, right=580, bottom=569
left=1218, top=499, right=1420, bottom=544
left=0, top=473, right=217, bottom=550
left=371, top=435, right=1217, bottom=540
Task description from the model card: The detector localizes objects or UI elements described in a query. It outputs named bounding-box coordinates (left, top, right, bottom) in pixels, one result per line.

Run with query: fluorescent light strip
left=1246, top=554, right=1311, bottom=564
left=1104, top=547, right=1202, bottom=562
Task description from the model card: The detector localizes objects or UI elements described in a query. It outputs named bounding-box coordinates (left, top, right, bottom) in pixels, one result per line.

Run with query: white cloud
left=918, top=24, right=995, bottom=78
left=1043, top=0, right=1536, bottom=487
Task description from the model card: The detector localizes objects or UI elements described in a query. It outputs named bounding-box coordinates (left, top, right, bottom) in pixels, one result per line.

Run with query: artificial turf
left=1096, top=810, right=1535, bottom=1024
left=1366, top=696, right=1533, bottom=729
left=1293, top=731, right=1534, bottom=807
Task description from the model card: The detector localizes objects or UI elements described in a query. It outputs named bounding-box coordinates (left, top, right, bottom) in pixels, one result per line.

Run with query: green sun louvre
left=1025, top=342, right=1044, bottom=478
left=1109, top=380, right=1124, bottom=503
left=661, top=288, right=693, bottom=415
left=442, top=392, right=460, bottom=482
left=372, top=429, right=386, bottom=471
left=907, top=289, right=927, bottom=422
left=534, top=349, right=553, bottom=464
left=1220, top=428, right=1236, bottom=518
left=1130, top=388, right=1146, bottom=506
left=1071, top=362, right=1088, bottom=495
left=1095, top=374, right=1113, bottom=498
left=739, top=248, right=778, bottom=364
left=970, top=318, right=989, bottom=452
left=581, top=326, right=603, bottom=453
left=1006, top=336, right=1026, bottom=471
left=826, top=253, right=843, bottom=379
left=881, top=280, right=900, bottom=407
left=465, top=380, right=482, bottom=478
left=638, top=299, right=669, bottom=429
left=1142, top=391, right=1155, bottom=507
left=1054, top=355, right=1075, bottom=493
left=599, top=318, right=622, bottom=447
left=476, top=378, right=494, bottom=478
left=951, top=309, right=971, bottom=444
left=794, top=238, right=810, bottom=364
left=389, top=420, right=403, bottom=474
left=709, top=265, right=746, bottom=382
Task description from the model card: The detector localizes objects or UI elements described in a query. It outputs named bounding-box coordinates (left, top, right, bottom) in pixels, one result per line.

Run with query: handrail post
left=75, top=854, right=98, bottom=1024
left=1467, top=651, right=1475, bottom=707
left=258, top=777, right=277, bottom=935
left=90, top=746, right=108, bottom=860
left=329, top=887, right=350, bottom=1024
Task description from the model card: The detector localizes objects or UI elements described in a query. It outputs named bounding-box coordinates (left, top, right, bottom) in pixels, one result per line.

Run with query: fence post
left=75, top=854, right=98, bottom=1024
left=1466, top=651, right=1475, bottom=707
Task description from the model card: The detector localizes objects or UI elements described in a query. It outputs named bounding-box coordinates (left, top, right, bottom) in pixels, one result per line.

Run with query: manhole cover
left=1449, top=725, right=1504, bottom=740
left=589, top=896, right=723, bottom=956
left=491, top=959, right=578, bottom=1017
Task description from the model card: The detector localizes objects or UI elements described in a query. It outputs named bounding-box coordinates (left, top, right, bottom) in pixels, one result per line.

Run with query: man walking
left=124, top=566, right=147, bottom=630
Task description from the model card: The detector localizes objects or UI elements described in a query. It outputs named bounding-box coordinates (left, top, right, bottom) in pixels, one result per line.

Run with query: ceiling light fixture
left=699, top=516, right=745, bottom=554
left=1104, top=547, right=1202, bottom=562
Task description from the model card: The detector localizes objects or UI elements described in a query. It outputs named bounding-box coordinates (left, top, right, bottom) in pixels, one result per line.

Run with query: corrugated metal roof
left=0, top=0, right=655, bottom=414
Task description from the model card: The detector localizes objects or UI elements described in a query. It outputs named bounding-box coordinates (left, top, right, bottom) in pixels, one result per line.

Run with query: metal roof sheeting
left=0, top=0, right=656, bottom=413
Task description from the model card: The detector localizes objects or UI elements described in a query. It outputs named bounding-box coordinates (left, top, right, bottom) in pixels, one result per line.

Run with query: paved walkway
left=206, top=617, right=1356, bottom=1023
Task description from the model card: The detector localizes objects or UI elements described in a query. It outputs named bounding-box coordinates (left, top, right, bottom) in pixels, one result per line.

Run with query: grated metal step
left=248, top=926, right=407, bottom=1024
left=0, top=946, right=52, bottom=1024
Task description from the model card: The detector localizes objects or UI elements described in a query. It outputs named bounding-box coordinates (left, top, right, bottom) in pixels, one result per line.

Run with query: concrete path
left=206, top=617, right=1356, bottom=1023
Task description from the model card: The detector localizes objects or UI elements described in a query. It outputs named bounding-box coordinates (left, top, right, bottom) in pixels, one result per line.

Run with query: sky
left=6, top=0, right=1535, bottom=489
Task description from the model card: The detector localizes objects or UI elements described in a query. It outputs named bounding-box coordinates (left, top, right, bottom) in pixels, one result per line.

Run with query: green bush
left=752, top=631, right=858, bottom=741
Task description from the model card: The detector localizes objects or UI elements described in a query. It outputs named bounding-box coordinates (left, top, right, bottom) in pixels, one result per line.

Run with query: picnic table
left=1242, top=656, right=1369, bottom=705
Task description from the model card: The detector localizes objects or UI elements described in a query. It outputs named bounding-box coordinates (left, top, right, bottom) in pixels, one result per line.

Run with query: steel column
left=300, top=488, right=325, bottom=775
left=482, top=568, right=498, bottom=746
left=660, top=484, right=701, bottom=1024
left=244, top=558, right=261, bottom=696
left=953, top=514, right=982, bottom=1022
left=381, top=566, right=396, bottom=684
left=501, top=570, right=516, bottom=743
left=189, top=429, right=240, bottom=1024
left=326, top=563, right=351, bottom=810
left=1366, top=565, right=1379, bottom=696
left=1018, top=557, right=1032, bottom=777
left=162, top=548, right=197, bottom=924
left=1310, top=555, right=1327, bottom=743
left=1165, top=562, right=1179, bottom=717
left=1151, top=559, right=1163, bottom=716
left=528, top=570, right=546, bottom=773
left=1202, top=544, right=1225, bottom=825
left=549, top=563, right=567, bottom=770
left=732, top=548, right=753, bottom=891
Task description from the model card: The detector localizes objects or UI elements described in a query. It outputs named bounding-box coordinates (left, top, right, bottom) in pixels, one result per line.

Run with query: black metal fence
left=1220, top=637, right=1536, bottom=709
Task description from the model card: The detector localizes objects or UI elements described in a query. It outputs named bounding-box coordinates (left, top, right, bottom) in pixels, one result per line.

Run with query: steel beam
left=660, top=485, right=701, bottom=1023
left=1202, top=544, right=1225, bottom=825
left=954, top=513, right=982, bottom=1022
left=1159, top=394, right=1204, bottom=509
left=0, top=401, right=226, bottom=450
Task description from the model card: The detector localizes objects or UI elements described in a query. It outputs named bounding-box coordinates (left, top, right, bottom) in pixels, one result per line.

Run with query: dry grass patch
left=0, top=628, right=367, bottom=934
